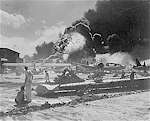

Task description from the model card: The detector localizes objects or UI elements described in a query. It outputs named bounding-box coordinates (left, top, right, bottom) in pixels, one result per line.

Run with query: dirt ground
left=1, top=90, right=150, bottom=121
left=36, top=91, right=149, bottom=121
left=0, top=73, right=150, bottom=121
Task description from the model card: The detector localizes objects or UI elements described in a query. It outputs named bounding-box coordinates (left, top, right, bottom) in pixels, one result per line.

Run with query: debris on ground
left=53, top=68, right=85, bottom=84
left=0, top=89, right=149, bottom=117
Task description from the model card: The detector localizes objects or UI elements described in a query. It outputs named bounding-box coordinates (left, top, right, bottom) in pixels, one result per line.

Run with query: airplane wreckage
left=1, top=61, right=150, bottom=117
left=1, top=23, right=150, bottom=117
left=0, top=66, right=150, bottom=117
left=2, top=57, right=150, bottom=98
left=1, top=27, right=150, bottom=99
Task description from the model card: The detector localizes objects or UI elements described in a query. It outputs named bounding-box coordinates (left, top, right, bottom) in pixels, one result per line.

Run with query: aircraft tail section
left=135, top=58, right=141, bottom=66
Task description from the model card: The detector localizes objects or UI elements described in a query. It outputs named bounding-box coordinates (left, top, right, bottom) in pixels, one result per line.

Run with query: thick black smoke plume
left=32, top=1, right=150, bottom=62
left=58, top=18, right=97, bottom=62
left=83, top=0, right=150, bottom=60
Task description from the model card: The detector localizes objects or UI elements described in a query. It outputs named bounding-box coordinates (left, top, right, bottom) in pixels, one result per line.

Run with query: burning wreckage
left=1, top=65, right=150, bottom=117
left=34, top=22, right=150, bottom=98
left=1, top=22, right=150, bottom=99
left=34, top=64, right=150, bottom=98
left=1, top=22, right=150, bottom=117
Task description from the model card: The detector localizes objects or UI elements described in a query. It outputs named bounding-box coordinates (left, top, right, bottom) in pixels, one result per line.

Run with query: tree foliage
left=33, top=42, right=55, bottom=59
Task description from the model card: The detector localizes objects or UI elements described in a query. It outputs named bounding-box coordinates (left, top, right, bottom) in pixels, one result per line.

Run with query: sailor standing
left=45, top=70, right=49, bottom=83
left=130, top=71, right=136, bottom=81
left=121, top=70, right=125, bottom=79
left=24, top=66, right=33, bottom=102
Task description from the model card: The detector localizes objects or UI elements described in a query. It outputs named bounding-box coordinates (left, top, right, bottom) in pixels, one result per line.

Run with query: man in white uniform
left=24, top=66, right=33, bottom=102
left=45, top=70, right=49, bottom=83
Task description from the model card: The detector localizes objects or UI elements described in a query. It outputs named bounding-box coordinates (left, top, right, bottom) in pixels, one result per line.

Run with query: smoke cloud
left=96, top=52, right=135, bottom=66
left=84, top=0, right=150, bottom=59
left=33, top=1, right=150, bottom=64
left=62, top=32, right=86, bottom=61
left=57, top=21, right=95, bottom=61
left=64, top=32, right=86, bottom=54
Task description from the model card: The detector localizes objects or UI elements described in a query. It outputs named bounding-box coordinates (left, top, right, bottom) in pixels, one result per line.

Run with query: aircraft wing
left=3, top=63, right=71, bottom=67
left=39, top=63, right=71, bottom=67
left=71, top=62, right=95, bottom=69
left=104, top=66, right=125, bottom=71
left=3, top=63, right=33, bottom=67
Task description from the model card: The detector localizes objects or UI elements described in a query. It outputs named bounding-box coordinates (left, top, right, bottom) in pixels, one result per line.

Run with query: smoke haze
left=96, top=52, right=135, bottom=66
left=64, top=32, right=86, bottom=54
left=32, top=1, right=150, bottom=64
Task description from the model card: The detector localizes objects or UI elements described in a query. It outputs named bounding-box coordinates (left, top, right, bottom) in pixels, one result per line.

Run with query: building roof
left=1, top=58, right=8, bottom=61
left=0, top=48, right=20, bottom=54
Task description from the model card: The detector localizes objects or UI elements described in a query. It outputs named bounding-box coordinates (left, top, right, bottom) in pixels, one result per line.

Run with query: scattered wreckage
left=1, top=63, right=150, bottom=118
left=35, top=68, right=150, bottom=98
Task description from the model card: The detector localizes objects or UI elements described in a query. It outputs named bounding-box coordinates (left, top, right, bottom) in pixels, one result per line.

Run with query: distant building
left=0, top=48, right=23, bottom=63
left=0, top=48, right=23, bottom=73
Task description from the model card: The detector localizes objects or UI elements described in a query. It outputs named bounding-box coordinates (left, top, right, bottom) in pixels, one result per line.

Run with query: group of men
left=15, top=65, right=137, bottom=106
left=15, top=67, right=50, bottom=106
left=15, top=66, right=33, bottom=106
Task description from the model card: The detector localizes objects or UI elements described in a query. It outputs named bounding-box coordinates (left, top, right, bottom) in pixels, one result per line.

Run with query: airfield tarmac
left=0, top=72, right=150, bottom=121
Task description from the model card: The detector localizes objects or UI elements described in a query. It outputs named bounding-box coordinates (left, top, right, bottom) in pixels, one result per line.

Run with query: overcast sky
left=0, top=0, right=97, bottom=57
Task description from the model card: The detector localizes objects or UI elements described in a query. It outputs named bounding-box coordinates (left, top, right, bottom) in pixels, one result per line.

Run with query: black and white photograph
left=0, top=0, right=150, bottom=121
